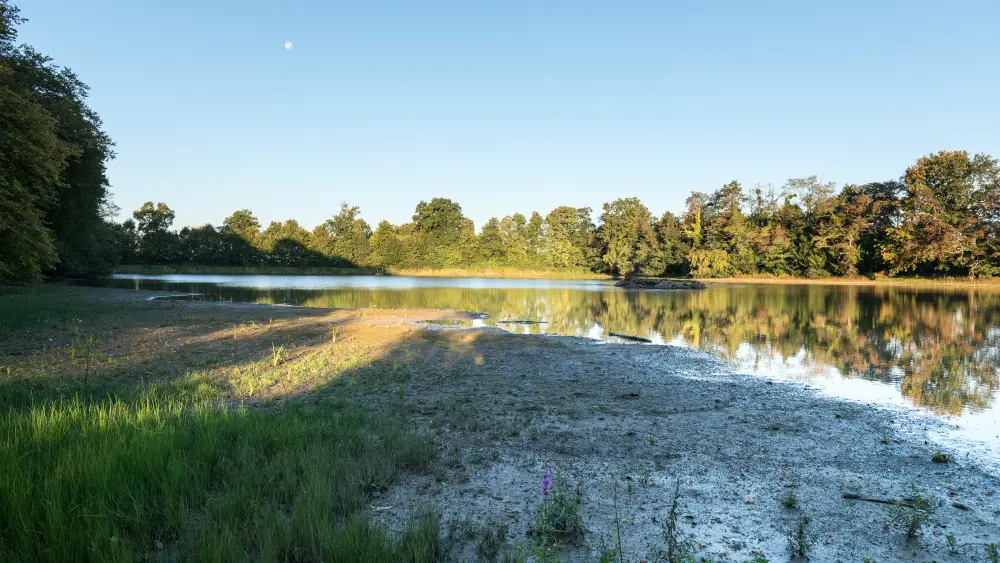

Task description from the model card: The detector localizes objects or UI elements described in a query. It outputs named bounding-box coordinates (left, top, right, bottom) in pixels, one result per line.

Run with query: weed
left=664, top=481, right=695, bottom=562
left=527, top=471, right=585, bottom=547
left=611, top=481, right=625, bottom=563
left=271, top=343, right=285, bottom=367
left=931, top=452, right=951, bottom=463
left=885, top=484, right=935, bottom=537
left=987, top=543, right=999, bottom=563
left=781, top=491, right=799, bottom=509
left=787, top=515, right=812, bottom=559
left=475, top=522, right=509, bottom=562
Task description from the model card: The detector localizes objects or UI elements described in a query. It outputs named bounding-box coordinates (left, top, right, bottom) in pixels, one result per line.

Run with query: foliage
left=0, top=1, right=116, bottom=282
left=787, top=515, right=812, bottom=558
left=886, top=485, right=935, bottom=537
left=0, top=392, right=438, bottom=562
left=527, top=471, right=585, bottom=547
left=99, top=148, right=1000, bottom=281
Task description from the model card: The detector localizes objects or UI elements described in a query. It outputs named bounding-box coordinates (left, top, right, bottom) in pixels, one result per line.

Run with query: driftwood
left=842, top=493, right=916, bottom=508
left=843, top=493, right=970, bottom=511
left=495, top=320, right=547, bottom=325
left=608, top=332, right=653, bottom=343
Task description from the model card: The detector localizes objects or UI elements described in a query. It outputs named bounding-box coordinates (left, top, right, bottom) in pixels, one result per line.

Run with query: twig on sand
left=608, top=333, right=652, bottom=343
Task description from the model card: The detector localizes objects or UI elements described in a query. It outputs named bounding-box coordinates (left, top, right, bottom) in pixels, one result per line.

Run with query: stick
left=842, top=493, right=915, bottom=508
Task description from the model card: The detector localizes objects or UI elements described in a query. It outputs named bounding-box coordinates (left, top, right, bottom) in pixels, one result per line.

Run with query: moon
left=284, top=42, right=293, bottom=50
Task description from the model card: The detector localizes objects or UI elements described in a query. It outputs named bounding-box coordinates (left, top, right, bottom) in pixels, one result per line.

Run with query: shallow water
left=81, top=274, right=1000, bottom=459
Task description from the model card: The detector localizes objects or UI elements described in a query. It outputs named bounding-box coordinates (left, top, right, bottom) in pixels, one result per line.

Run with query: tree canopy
left=1, top=0, right=116, bottom=283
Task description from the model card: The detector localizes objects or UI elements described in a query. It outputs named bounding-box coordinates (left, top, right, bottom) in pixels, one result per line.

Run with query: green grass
left=0, top=286, right=109, bottom=334
left=0, top=389, right=438, bottom=562
left=114, top=264, right=383, bottom=276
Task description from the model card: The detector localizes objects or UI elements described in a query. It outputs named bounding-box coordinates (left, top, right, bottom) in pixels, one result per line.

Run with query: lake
left=82, top=274, right=1000, bottom=462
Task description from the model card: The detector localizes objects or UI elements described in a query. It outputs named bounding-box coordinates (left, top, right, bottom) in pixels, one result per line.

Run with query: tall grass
left=0, top=391, right=438, bottom=562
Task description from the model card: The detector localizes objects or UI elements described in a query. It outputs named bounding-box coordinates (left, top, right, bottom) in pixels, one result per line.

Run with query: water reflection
left=83, top=275, right=1000, bottom=418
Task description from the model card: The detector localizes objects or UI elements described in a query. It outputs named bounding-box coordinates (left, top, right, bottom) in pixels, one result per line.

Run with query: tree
left=813, top=185, right=874, bottom=277
left=1, top=0, right=115, bottom=281
left=653, top=212, right=689, bottom=275
left=222, top=209, right=262, bottom=246
left=477, top=217, right=505, bottom=264
left=260, top=219, right=321, bottom=266
left=499, top=213, right=528, bottom=266
left=0, top=67, right=65, bottom=282
left=412, top=198, right=465, bottom=244
left=314, top=202, right=371, bottom=266
left=369, top=220, right=404, bottom=267
left=543, top=206, right=591, bottom=269
left=882, top=151, right=1000, bottom=276
left=598, top=198, right=658, bottom=276
left=681, top=192, right=708, bottom=250
left=133, top=202, right=180, bottom=264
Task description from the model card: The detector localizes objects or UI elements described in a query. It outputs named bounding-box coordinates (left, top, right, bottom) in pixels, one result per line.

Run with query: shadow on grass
left=0, top=288, right=518, bottom=562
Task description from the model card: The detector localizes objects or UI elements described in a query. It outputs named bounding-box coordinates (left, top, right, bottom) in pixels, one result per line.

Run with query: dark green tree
left=598, top=198, right=658, bottom=276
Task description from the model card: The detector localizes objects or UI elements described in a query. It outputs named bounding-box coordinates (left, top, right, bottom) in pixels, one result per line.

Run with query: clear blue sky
left=16, top=0, right=1000, bottom=231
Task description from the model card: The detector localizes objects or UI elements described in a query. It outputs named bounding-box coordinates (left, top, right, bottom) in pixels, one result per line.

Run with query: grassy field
left=114, top=264, right=383, bottom=276
left=0, top=286, right=446, bottom=562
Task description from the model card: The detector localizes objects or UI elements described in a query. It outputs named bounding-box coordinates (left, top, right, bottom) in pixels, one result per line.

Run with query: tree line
left=112, top=149, right=1000, bottom=278
left=1, top=1, right=118, bottom=284
left=4, top=0, right=1000, bottom=283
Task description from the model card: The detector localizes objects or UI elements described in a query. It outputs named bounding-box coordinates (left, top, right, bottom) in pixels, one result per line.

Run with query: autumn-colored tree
left=882, top=151, right=1000, bottom=276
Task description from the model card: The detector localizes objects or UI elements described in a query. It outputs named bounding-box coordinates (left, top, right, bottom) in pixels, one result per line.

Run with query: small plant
left=271, top=343, right=285, bottom=367
left=787, top=515, right=812, bottom=558
left=986, top=543, right=999, bottom=563
left=528, top=471, right=585, bottom=546
left=781, top=491, right=799, bottom=509
left=931, top=452, right=950, bottom=463
left=475, top=522, right=509, bottom=562
left=663, top=481, right=695, bottom=562
left=944, top=534, right=961, bottom=553
left=881, top=431, right=889, bottom=444
left=885, top=485, right=935, bottom=537
left=610, top=480, right=625, bottom=563
left=330, top=325, right=339, bottom=342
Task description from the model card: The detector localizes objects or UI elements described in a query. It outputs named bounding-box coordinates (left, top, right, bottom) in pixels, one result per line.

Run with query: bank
left=1, top=286, right=997, bottom=562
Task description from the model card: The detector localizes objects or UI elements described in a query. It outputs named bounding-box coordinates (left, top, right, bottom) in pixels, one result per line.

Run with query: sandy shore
left=369, top=326, right=1000, bottom=562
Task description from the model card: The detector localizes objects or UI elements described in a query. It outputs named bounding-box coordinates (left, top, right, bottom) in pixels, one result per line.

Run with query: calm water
left=83, top=274, right=1000, bottom=462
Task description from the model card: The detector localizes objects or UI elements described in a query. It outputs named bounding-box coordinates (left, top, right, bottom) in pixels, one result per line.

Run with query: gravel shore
left=375, top=327, right=1000, bottom=562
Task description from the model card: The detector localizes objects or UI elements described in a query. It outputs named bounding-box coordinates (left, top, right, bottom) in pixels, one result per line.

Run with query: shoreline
left=699, top=276, right=1000, bottom=289
left=3, top=286, right=998, bottom=561
left=111, top=264, right=611, bottom=280
left=109, top=266, right=1000, bottom=289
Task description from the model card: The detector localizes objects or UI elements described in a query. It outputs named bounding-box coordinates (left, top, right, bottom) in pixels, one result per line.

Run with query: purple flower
left=542, top=471, right=552, bottom=497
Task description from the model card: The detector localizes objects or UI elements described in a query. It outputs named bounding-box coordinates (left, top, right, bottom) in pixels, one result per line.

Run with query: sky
left=15, top=0, right=1000, bottom=231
